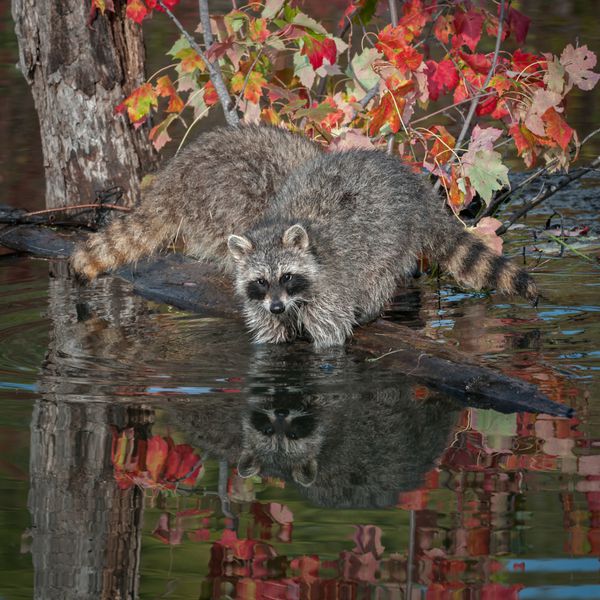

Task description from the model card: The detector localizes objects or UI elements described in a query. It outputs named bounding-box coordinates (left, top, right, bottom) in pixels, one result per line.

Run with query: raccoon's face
left=227, top=224, right=317, bottom=317
left=238, top=397, right=323, bottom=487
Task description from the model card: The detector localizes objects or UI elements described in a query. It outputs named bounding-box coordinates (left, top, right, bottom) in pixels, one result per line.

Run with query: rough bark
left=11, top=0, right=157, bottom=210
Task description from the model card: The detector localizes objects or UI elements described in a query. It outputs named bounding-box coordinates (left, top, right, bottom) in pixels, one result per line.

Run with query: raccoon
left=70, top=126, right=322, bottom=280
left=228, top=149, right=538, bottom=348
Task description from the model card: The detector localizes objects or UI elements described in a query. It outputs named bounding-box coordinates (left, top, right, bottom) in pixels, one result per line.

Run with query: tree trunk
left=11, top=0, right=157, bottom=210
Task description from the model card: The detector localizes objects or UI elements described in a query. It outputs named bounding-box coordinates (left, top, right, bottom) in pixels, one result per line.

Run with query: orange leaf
left=119, top=82, right=158, bottom=124
left=543, top=107, right=573, bottom=150
left=146, top=436, right=169, bottom=481
left=430, top=125, right=456, bottom=164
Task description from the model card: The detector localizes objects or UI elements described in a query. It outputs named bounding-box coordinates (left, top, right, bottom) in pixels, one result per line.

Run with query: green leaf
left=293, top=51, right=316, bottom=88
left=262, top=0, right=284, bottom=19
left=348, top=48, right=382, bottom=91
left=292, top=12, right=328, bottom=35
left=463, top=149, right=509, bottom=204
left=167, top=35, right=191, bottom=58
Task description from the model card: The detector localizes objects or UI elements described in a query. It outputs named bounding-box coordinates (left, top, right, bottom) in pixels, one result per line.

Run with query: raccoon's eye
left=280, top=273, right=292, bottom=284
left=287, top=432, right=298, bottom=440
left=256, top=278, right=268, bottom=287
left=261, top=426, right=274, bottom=436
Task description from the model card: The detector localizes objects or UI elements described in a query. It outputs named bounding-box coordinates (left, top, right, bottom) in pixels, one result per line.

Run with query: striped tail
left=433, top=228, right=538, bottom=302
left=70, top=208, right=178, bottom=281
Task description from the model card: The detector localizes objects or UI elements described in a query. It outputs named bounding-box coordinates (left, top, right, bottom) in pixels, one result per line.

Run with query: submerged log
left=0, top=220, right=573, bottom=418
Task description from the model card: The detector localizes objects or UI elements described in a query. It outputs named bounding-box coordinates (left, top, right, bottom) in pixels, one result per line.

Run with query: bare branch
left=158, top=0, right=239, bottom=127
left=388, top=0, right=399, bottom=27
left=495, top=155, right=600, bottom=235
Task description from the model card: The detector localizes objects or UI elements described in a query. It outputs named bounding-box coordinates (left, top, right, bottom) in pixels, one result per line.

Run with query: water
left=0, top=199, right=599, bottom=598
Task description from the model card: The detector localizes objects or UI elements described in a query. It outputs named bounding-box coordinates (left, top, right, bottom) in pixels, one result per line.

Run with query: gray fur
left=230, top=150, right=537, bottom=348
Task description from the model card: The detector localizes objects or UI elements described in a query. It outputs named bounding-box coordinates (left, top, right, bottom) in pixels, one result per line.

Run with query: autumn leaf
left=559, top=44, right=600, bottom=91
left=399, top=0, right=431, bottom=40
left=459, top=51, right=491, bottom=75
left=368, top=92, right=403, bottom=137
left=524, top=89, right=562, bottom=136
left=249, top=17, right=270, bottom=43
left=155, top=75, right=184, bottom=113
left=125, top=0, right=149, bottom=24
left=429, top=125, right=456, bottom=164
left=453, top=9, right=484, bottom=52
left=301, top=36, right=337, bottom=70
left=510, top=123, right=539, bottom=167
left=231, top=70, right=267, bottom=104
left=507, top=7, right=531, bottom=44
left=262, top=0, right=284, bottom=20
left=462, top=149, right=509, bottom=204
left=471, top=217, right=504, bottom=255
left=149, top=114, right=177, bottom=151
left=203, top=81, right=218, bottom=106
left=117, top=82, right=158, bottom=124
left=93, top=0, right=115, bottom=15
left=433, top=14, right=454, bottom=44
left=543, top=107, right=573, bottom=150
left=425, top=59, right=459, bottom=101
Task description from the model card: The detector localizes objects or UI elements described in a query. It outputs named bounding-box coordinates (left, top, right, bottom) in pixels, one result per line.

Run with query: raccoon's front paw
left=70, top=246, right=102, bottom=281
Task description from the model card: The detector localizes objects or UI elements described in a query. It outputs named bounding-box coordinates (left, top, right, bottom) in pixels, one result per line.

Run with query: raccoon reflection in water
left=169, top=380, right=460, bottom=510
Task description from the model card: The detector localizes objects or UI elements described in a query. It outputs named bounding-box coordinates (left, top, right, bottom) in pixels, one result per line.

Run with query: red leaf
left=543, top=107, right=573, bottom=150
left=203, top=81, right=218, bottom=106
left=511, top=49, right=545, bottom=75
left=425, top=59, right=459, bottom=101
left=125, top=0, right=149, bottom=24
left=399, top=0, right=431, bottom=40
left=433, top=14, right=454, bottom=44
left=302, top=36, right=337, bottom=70
left=339, top=2, right=357, bottom=29
left=429, top=124, right=456, bottom=164
left=249, top=17, right=269, bottom=43
left=459, top=51, right=491, bottom=75
left=453, top=9, right=484, bottom=52
left=507, top=7, right=531, bottom=45
left=476, top=94, right=498, bottom=116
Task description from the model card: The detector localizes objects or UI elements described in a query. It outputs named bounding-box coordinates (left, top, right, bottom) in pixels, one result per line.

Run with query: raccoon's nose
left=270, top=301, right=285, bottom=314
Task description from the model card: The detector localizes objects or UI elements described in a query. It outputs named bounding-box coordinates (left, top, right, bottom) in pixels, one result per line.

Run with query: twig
left=158, top=0, right=239, bottom=127
left=545, top=233, right=593, bottom=262
left=26, top=204, right=131, bottom=216
left=386, top=1, right=399, bottom=154
left=359, top=82, right=381, bottom=108
left=495, top=155, right=600, bottom=235
left=234, top=49, right=263, bottom=110
left=433, top=0, right=506, bottom=191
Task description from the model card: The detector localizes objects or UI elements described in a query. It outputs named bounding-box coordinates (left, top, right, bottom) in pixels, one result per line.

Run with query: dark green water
left=0, top=188, right=599, bottom=598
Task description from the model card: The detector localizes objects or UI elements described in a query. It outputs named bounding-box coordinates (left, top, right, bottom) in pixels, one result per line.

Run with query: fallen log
left=0, top=218, right=573, bottom=418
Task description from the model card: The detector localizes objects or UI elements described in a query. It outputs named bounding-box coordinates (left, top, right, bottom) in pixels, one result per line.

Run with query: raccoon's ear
left=292, top=458, right=317, bottom=487
left=237, top=450, right=260, bottom=478
left=282, top=224, right=309, bottom=251
left=228, top=234, right=254, bottom=261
